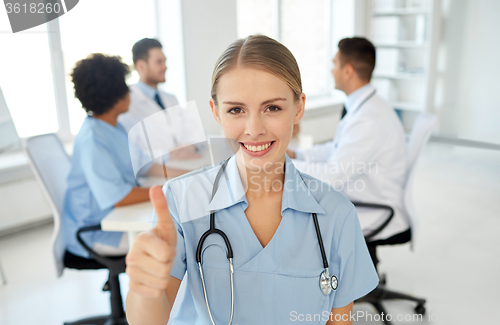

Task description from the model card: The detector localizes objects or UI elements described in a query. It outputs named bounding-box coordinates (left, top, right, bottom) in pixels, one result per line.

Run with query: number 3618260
left=5, top=2, right=62, bottom=14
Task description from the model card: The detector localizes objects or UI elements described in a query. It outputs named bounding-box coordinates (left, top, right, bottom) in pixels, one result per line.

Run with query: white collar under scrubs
left=159, top=155, right=379, bottom=324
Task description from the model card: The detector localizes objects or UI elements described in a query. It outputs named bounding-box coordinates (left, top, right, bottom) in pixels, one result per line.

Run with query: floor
left=0, top=142, right=499, bottom=325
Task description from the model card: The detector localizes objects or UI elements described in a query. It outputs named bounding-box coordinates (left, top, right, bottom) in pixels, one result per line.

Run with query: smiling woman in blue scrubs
left=125, top=35, right=379, bottom=325
left=63, top=54, right=186, bottom=258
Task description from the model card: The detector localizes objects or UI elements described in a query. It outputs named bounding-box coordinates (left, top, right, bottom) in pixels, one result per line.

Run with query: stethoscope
left=196, top=158, right=338, bottom=325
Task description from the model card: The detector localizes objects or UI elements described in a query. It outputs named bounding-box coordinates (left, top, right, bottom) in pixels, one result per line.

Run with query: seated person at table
left=287, top=37, right=408, bottom=245
left=119, top=38, right=204, bottom=161
left=62, top=53, right=187, bottom=258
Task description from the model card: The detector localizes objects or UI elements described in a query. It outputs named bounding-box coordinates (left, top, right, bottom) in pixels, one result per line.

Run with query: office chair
left=25, top=133, right=128, bottom=325
left=354, top=113, right=438, bottom=325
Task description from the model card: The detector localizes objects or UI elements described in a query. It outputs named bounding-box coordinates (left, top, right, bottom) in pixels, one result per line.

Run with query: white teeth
left=243, top=142, right=272, bottom=152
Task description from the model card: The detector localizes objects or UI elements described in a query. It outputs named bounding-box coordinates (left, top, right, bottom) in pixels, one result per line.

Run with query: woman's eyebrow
left=222, top=101, right=246, bottom=106
left=222, top=97, right=287, bottom=106
left=261, top=97, right=286, bottom=105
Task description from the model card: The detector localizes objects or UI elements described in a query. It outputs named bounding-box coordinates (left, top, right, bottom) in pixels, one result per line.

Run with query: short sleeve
left=331, top=207, right=379, bottom=308
left=157, top=182, right=186, bottom=280
left=80, top=138, right=134, bottom=210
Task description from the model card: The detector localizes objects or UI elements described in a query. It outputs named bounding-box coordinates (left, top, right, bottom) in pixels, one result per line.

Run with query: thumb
left=150, top=186, right=177, bottom=246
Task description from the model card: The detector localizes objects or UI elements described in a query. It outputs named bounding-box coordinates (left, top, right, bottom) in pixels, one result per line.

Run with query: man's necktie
left=340, top=105, right=347, bottom=120
left=155, top=92, right=165, bottom=110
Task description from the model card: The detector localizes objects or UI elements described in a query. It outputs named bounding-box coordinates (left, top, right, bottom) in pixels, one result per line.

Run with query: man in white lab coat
left=119, top=38, right=200, bottom=161
left=288, top=37, right=409, bottom=253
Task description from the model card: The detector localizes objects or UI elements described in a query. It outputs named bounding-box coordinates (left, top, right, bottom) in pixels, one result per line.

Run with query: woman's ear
left=210, top=98, right=222, bottom=125
left=293, top=93, right=306, bottom=124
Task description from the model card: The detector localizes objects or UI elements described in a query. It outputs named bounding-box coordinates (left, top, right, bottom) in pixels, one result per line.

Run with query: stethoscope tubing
left=196, top=158, right=234, bottom=264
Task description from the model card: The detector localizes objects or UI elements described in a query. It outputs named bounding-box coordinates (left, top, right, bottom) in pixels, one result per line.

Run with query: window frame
left=46, top=18, right=72, bottom=142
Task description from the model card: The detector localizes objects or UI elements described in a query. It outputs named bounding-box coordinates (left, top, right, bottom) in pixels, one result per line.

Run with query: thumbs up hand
left=126, top=186, right=177, bottom=298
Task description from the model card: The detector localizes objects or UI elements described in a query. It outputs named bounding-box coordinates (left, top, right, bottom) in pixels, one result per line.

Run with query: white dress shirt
left=294, top=84, right=409, bottom=241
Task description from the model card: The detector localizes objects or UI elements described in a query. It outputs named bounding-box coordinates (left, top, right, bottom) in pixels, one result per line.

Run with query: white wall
left=437, top=0, right=500, bottom=144
left=0, top=178, right=52, bottom=233
left=301, top=109, right=341, bottom=144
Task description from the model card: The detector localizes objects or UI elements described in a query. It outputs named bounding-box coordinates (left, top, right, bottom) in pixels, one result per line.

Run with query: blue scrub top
left=159, top=155, right=379, bottom=324
left=62, top=116, right=144, bottom=258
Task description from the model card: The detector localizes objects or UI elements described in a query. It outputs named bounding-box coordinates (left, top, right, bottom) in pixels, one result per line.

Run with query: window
left=238, top=0, right=352, bottom=101
left=280, top=0, right=330, bottom=98
left=0, top=0, right=157, bottom=139
left=58, top=0, right=157, bottom=134
left=237, top=0, right=274, bottom=37
left=0, top=17, right=58, bottom=138
left=237, top=0, right=356, bottom=102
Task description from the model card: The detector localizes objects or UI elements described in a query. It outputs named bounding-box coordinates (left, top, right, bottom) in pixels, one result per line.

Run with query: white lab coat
left=118, top=85, right=197, bottom=153
left=119, top=84, right=179, bottom=133
left=294, top=84, right=409, bottom=241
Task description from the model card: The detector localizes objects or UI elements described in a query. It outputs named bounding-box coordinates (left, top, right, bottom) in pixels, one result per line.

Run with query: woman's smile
left=240, top=140, right=276, bottom=157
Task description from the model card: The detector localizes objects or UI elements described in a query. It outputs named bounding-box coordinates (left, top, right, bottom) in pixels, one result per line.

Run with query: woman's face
left=210, top=67, right=305, bottom=172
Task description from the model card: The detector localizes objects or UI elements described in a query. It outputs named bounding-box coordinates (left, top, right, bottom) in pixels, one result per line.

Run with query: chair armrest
left=76, top=224, right=107, bottom=261
left=350, top=202, right=394, bottom=241
left=76, top=224, right=126, bottom=274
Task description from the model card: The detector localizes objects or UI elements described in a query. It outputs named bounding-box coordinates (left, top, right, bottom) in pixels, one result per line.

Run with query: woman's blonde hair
left=211, top=35, right=302, bottom=105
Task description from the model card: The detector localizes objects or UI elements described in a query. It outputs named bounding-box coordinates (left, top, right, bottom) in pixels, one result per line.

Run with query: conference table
left=100, top=144, right=211, bottom=244
left=100, top=138, right=236, bottom=245
left=100, top=201, right=154, bottom=248
left=99, top=134, right=314, bottom=247
left=100, top=156, right=213, bottom=244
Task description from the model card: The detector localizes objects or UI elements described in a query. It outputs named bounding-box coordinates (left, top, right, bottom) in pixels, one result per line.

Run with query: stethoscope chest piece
left=320, top=268, right=338, bottom=295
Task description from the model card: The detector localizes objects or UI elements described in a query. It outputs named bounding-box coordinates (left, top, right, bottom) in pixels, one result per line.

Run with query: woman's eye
left=266, top=105, right=281, bottom=112
left=228, top=107, right=242, bottom=114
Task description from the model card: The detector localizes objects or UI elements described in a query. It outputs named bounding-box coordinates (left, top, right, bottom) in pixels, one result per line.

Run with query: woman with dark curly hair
left=62, top=53, right=187, bottom=257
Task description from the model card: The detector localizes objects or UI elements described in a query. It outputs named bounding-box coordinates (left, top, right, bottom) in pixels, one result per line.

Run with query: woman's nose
left=245, top=114, right=266, bottom=138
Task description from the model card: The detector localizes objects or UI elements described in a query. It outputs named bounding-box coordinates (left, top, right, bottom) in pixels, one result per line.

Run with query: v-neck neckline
left=238, top=202, right=286, bottom=252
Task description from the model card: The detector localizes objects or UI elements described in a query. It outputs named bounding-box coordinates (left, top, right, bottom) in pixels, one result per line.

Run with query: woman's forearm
left=126, top=290, right=171, bottom=325
left=147, top=163, right=190, bottom=178
left=115, top=187, right=150, bottom=207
